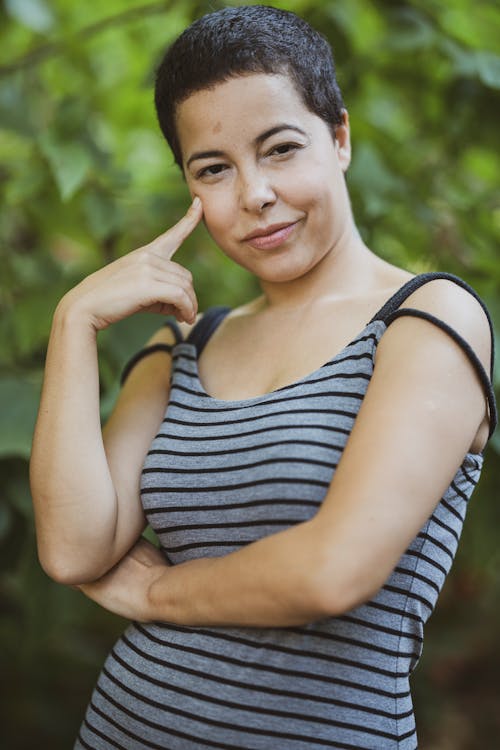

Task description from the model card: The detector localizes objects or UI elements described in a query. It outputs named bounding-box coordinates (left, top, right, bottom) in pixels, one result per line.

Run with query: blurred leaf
left=4, top=0, right=55, bottom=33
left=38, top=133, right=93, bottom=201
left=348, top=142, right=405, bottom=218
left=476, top=51, right=500, bottom=89
left=0, top=376, right=41, bottom=459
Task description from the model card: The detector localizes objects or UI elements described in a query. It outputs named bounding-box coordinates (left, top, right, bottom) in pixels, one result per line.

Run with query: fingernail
left=192, top=196, right=201, bottom=209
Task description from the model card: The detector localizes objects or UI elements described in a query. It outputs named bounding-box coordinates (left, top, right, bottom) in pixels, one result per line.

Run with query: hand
left=58, top=196, right=204, bottom=331
left=76, top=537, right=168, bottom=622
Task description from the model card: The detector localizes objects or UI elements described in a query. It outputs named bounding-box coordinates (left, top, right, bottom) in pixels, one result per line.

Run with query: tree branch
left=0, top=1, right=175, bottom=78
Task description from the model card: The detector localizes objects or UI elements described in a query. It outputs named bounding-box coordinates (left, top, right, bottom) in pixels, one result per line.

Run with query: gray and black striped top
left=76, top=272, right=497, bottom=750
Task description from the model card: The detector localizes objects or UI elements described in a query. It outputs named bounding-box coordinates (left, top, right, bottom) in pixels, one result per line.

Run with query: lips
left=242, top=221, right=300, bottom=250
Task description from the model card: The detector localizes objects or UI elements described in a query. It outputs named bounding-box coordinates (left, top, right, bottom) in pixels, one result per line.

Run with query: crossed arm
left=32, top=281, right=492, bottom=628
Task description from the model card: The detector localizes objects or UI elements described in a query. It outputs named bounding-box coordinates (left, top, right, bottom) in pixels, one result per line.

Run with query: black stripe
left=144, top=497, right=321, bottom=515
left=147, top=437, right=344, bottom=458
left=110, top=641, right=408, bottom=740
left=127, top=629, right=410, bottom=697
left=165, top=539, right=257, bottom=553
left=163, top=406, right=360, bottom=428
left=89, top=699, right=171, bottom=750
left=405, top=548, right=448, bottom=577
left=155, top=423, right=352, bottom=441
left=366, top=600, right=424, bottom=623
left=394, top=566, right=440, bottom=595
left=339, top=614, right=423, bottom=643
left=106, top=654, right=397, bottom=747
left=172, top=365, right=372, bottom=400
left=173, top=349, right=197, bottom=362
left=145, top=621, right=408, bottom=679
left=460, top=463, right=479, bottom=485
left=94, top=685, right=176, bottom=749
left=142, top=476, right=329, bottom=494
left=76, top=728, right=103, bottom=750
left=440, top=497, right=465, bottom=523
left=429, top=513, right=460, bottom=543
left=104, top=658, right=383, bottom=750
left=450, top=479, right=471, bottom=504
left=382, top=584, right=434, bottom=612
left=99, top=668, right=252, bottom=750
left=103, top=645, right=411, bottom=725
left=83, top=714, right=129, bottom=750
left=417, top=532, right=455, bottom=561
left=155, top=517, right=303, bottom=534
left=143, top=455, right=337, bottom=475
left=170, top=381, right=370, bottom=412
left=280, top=624, right=420, bottom=660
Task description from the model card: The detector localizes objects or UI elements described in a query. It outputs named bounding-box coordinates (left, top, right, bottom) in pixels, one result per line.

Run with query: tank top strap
left=370, top=271, right=495, bottom=374
left=186, top=306, right=232, bottom=357
left=370, top=271, right=497, bottom=439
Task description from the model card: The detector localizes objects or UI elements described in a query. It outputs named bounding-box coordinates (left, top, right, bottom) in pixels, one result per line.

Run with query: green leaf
left=476, top=51, right=500, bottom=90
left=38, top=134, right=93, bottom=201
left=4, top=0, right=54, bottom=33
left=0, top=376, right=42, bottom=459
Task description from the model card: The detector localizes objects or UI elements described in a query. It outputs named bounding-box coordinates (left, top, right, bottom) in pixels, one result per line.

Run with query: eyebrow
left=185, top=124, right=308, bottom=168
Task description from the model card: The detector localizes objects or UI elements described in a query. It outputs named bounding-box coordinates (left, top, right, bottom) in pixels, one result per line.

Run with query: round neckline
left=175, top=319, right=384, bottom=408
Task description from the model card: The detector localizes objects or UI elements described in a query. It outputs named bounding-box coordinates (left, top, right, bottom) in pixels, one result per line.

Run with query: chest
left=197, top=310, right=374, bottom=401
left=142, top=337, right=377, bottom=564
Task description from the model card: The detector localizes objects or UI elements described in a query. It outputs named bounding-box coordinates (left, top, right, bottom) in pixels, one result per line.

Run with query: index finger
left=151, top=196, right=204, bottom=260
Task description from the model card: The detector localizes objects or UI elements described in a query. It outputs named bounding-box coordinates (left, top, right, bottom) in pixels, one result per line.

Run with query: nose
left=238, top=166, right=277, bottom=213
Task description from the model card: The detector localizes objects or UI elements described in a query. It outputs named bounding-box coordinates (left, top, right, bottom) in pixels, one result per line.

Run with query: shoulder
left=379, top=276, right=492, bottom=378
left=120, top=314, right=202, bottom=390
left=144, top=314, right=203, bottom=347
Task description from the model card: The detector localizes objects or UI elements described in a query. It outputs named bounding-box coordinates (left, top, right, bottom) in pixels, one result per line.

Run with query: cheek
left=199, top=194, right=234, bottom=242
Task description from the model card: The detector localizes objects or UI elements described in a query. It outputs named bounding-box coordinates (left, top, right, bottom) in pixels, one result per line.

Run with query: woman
left=30, top=6, right=497, bottom=749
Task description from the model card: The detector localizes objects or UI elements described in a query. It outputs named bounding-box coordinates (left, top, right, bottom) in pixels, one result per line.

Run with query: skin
left=31, top=73, right=492, bottom=627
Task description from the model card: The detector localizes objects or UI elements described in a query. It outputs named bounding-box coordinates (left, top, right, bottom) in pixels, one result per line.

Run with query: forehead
left=175, top=73, right=315, bottom=157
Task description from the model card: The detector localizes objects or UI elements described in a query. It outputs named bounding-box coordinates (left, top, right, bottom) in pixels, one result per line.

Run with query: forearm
left=147, top=519, right=333, bottom=627
left=30, top=301, right=117, bottom=579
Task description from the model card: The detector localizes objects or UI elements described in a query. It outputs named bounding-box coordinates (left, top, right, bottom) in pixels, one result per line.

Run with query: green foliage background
left=1, top=0, right=499, bottom=747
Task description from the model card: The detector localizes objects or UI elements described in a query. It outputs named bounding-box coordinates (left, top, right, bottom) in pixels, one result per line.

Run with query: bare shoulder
left=398, top=277, right=492, bottom=374
left=144, top=314, right=202, bottom=347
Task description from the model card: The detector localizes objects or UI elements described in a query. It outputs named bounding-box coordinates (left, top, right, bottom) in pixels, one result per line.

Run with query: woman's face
left=176, top=73, right=352, bottom=283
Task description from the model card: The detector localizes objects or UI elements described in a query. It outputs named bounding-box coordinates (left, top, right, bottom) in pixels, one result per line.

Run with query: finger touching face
left=147, top=195, right=204, bottom=261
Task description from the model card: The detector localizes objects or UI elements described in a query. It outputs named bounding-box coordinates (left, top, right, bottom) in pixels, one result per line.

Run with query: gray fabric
left=75, top=275, right=495, bottom=750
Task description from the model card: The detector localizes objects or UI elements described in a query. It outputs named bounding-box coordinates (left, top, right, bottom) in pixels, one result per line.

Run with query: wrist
left=53, top=293, right=99, bottom=336
left=145, top=564, right=170, bottom=622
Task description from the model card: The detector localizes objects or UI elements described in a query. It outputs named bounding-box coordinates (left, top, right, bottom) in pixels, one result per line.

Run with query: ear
left=334, top=109, right=351, bottom=172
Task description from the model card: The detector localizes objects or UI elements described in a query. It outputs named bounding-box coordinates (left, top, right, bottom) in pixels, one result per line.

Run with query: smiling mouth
left=243, top=221, right=300, bottom=250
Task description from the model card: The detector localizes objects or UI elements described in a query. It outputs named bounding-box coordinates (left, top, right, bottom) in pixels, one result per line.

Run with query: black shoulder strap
left=370, top=272, right=497, bottom=439
left=186, top=306, right=232, bottom=357
left=120, top=319, right=182, bottom=386
left=370, top=272, right=495, bottom=380
left=385, top=308, right=497, bottom=438
left=162, top=317, right=184, bottom=344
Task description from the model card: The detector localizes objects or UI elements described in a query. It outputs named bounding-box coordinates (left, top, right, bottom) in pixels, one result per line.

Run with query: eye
left=196, top=163, right=228, bottom=179
left=267, top=142, right=302, bottom=157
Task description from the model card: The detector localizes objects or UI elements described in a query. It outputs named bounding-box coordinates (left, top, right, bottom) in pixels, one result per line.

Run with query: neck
left=257, top=224, right=381, bottom=312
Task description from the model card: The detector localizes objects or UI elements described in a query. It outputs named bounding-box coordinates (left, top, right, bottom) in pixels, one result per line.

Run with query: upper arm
left=104, top=318, right=199, bottom=562
left=313, top=280, right=494, bottom=613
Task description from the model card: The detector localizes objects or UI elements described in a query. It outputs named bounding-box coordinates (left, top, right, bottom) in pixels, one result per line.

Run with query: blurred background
left=1, top=0, right=499, bottom=748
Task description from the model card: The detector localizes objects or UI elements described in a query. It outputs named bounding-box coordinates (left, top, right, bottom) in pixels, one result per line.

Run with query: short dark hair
left=154, top=5, right=345, bottom=169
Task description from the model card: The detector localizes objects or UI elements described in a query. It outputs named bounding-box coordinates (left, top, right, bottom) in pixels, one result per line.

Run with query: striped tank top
left=76, top=272, right=497, bottom=750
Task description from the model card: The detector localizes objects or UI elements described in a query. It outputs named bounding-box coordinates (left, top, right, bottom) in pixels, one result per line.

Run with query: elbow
left=37, top=545, right=110, bottom=586
left=313, top=560, right=383, bottom=618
